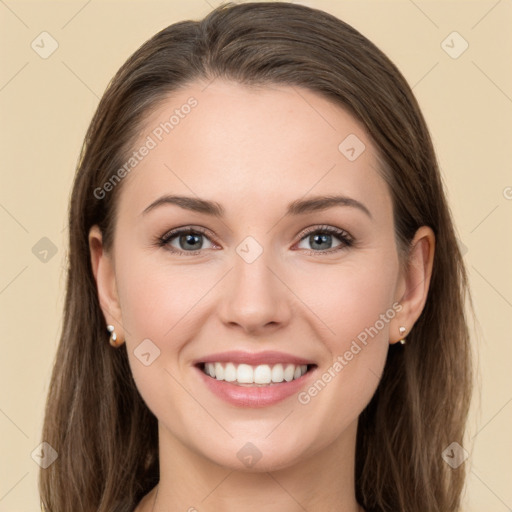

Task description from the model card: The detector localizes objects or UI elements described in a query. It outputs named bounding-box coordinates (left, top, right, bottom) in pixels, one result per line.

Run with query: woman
left=39, top=2, right=474, bottom=511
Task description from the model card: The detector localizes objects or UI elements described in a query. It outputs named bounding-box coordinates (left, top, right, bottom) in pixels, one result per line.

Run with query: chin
left=195, top=435, right=315, bottom=473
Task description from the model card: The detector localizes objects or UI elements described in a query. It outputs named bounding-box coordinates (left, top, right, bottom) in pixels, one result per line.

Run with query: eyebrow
left=141, top=194, right=372, bottom=219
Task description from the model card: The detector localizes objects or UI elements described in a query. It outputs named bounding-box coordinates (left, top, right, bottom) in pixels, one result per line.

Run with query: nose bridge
left=217, top=238, right=291, bottom=333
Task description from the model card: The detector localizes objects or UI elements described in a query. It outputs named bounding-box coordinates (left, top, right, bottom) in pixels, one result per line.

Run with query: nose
left=216, top=248, right=292, bottom=336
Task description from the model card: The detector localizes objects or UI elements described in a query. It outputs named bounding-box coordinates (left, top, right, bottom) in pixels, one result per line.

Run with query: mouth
left=196, top=361, right=317, bottom=387
left=192, top=350, right=318, bottom=407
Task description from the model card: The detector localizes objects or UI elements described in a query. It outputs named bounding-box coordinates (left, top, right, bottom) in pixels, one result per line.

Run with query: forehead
left=118, top=79, right=392, bottom=222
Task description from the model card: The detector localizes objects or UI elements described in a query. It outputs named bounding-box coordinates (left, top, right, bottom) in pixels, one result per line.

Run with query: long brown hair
left=39, top=2, right=474, bottom=511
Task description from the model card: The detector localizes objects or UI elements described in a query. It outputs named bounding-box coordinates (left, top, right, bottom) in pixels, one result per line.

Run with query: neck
left=142, top=419, right=362, bottom=512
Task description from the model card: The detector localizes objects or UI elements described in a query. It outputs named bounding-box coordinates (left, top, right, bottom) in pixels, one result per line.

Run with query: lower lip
left=195, top=365, right=317, bottom=408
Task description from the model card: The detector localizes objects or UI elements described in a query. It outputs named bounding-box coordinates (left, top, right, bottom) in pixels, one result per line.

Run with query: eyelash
left=156, top=224, right=354, bottom=256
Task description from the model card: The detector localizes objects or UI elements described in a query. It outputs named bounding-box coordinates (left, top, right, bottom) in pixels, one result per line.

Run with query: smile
left=193, top=351, right=318, bottom=407
left=200, top=362, right=313, bottom=386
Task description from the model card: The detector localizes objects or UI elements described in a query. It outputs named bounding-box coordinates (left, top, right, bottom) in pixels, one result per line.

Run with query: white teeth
left=224, top=362, right=237, bottom=382
left=214, top=362, right=224, bottom=381
left=271, top=363, right=284, bottom=383
left=283, top=364, right=295, bottom=382
left=254, top=364, right=272, bottom=384
left=237, top=364, right=253, bottom=383
left=202, top=362, right=310, bottom=385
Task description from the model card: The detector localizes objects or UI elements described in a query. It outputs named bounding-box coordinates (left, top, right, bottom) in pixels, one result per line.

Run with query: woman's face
left=93, top=79, right=409, bottom=471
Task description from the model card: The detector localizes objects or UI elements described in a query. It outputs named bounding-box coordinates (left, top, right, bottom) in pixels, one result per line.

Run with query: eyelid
left=160, top=225, right=215, bottom=242
left=297, top=224, right=353, bottom=241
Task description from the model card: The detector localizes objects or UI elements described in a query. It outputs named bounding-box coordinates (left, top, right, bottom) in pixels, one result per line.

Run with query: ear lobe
left=88, top=225, right=123, bottom=331
left=390, top=225, right=435, bottom=344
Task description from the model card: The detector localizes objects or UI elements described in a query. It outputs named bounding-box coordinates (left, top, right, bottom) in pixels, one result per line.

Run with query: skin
left=89, top=79, right=435, bottom=512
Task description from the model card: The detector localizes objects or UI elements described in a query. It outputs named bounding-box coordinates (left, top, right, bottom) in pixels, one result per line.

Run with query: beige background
left=1, top=0, right=511, bottom=510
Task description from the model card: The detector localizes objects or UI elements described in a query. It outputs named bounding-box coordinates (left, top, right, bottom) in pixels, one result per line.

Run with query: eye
left=156, top=224, right=354, bottom=256
left=157, top=226, right=216, bottom=255
left=296, top=225, right=353, bottom=254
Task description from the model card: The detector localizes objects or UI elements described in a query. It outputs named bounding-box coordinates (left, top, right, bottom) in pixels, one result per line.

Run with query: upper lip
left=193, top=350, right=316, bottom=366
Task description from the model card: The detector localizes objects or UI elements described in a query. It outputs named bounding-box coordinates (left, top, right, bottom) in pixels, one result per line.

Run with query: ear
left=390, top=225, right=435, bottom=344
left=88, top=225, right=124, bottom=339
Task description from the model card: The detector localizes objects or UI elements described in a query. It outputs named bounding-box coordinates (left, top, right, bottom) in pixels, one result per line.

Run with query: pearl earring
left=107, top=324, right=124, bottom=348
left=399, top=326, right=407, bottom=345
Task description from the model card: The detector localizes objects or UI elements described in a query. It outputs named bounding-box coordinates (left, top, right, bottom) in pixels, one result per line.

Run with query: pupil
left=311, top=233, right=331, bottom=250
left=181, top=233, right=201, bottom=250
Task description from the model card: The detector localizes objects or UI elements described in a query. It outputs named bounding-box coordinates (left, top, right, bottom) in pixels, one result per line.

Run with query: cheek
left=296, top=253, right=398, bottom=349
left=293, top=253, right=397, bottom=410
left=293, top=293, right=392, bottom=452
left=114, top=251, right=219, bottom=406
left=115, top=255, right=204, bottom=423
left=115, top=250, right=212, bottom=342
